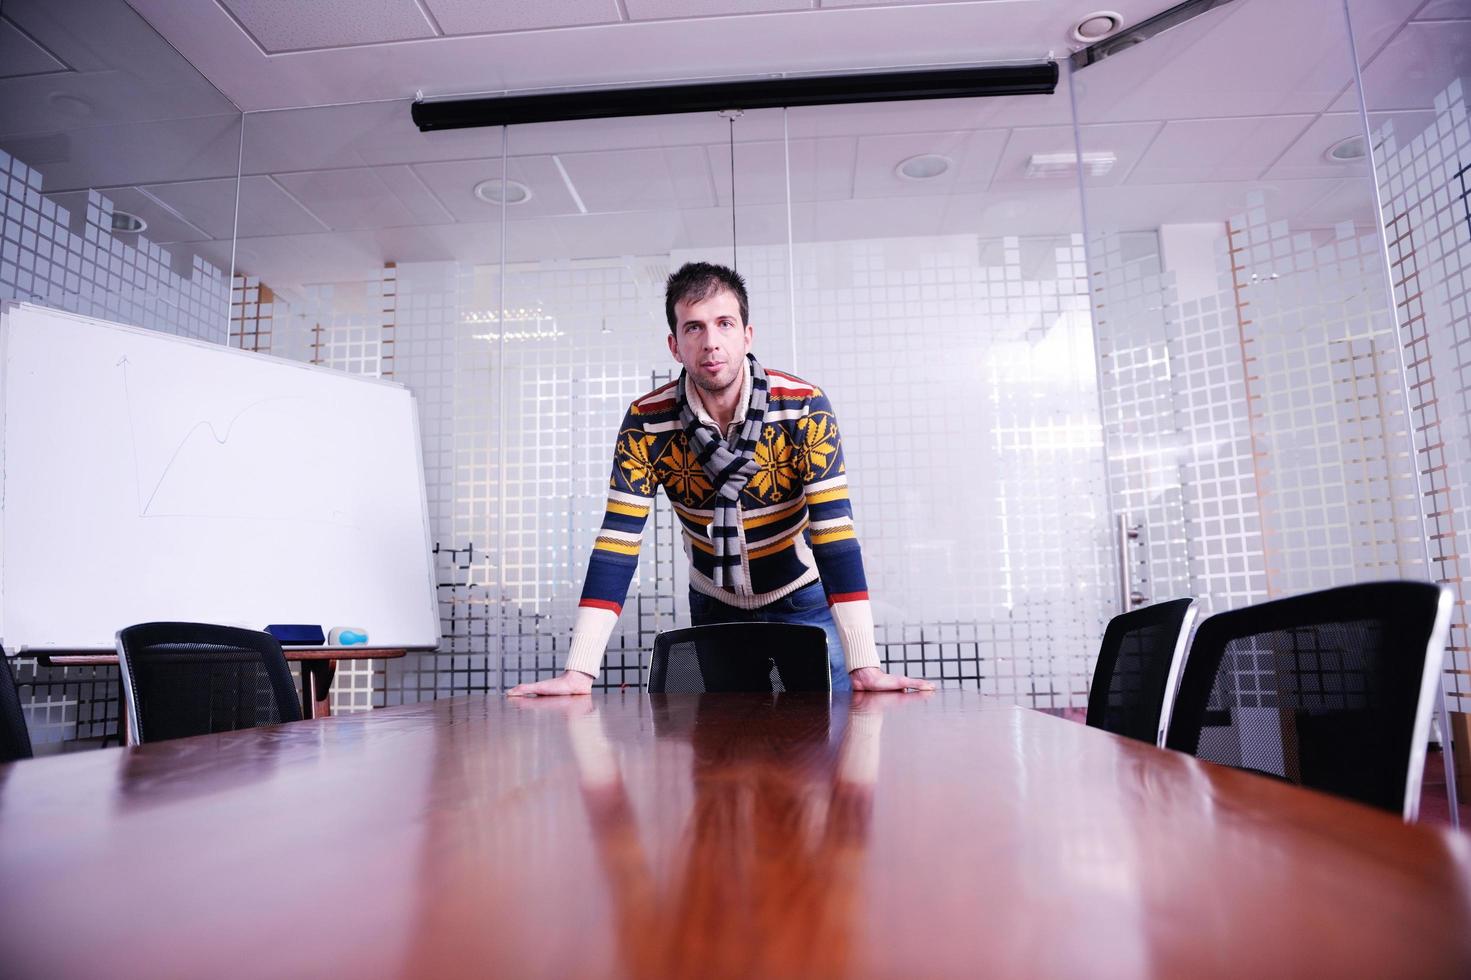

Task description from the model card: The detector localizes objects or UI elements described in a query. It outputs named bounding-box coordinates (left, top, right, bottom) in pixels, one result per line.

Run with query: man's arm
left=509, top=410, right=656, bottom=697
left=798, top=387, right=934, bottom=693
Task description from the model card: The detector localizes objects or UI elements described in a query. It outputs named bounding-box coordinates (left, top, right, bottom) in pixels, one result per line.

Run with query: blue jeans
left=688, top=582, right=851, bottom=693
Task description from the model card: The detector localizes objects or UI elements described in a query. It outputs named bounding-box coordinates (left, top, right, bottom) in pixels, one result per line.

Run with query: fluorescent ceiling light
left=1025, top=152, right=1117, bottom=179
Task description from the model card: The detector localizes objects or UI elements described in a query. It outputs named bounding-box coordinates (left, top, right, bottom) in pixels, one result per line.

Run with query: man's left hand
left=849, top=666, right=935, bottom=692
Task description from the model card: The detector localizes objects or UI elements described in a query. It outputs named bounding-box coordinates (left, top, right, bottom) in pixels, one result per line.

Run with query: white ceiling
left=0, top=0, right=1464, bottom=295
left=128, top=0, right=1142, bottom=112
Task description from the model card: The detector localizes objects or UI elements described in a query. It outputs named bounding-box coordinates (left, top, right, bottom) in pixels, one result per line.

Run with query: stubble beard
left=692, top=368, right=740, bottom=395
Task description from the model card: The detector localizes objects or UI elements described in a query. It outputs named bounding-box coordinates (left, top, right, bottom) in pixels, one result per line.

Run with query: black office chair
left=648, top=623, right=831, bottom=694
left=1164, top=581, right=1451, bottom=820
left=115, top=622, right=303, bottom=745
left=1086, top=597, right=1197, bottom=745
left=0, top=649, right=34, bottom=762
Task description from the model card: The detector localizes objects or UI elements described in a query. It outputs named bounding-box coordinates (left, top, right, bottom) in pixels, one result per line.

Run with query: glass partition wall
left=1071, top=0, right=1463, bottom=810
left=0, top=0, right=244, bottom=745
left=3, top=0, right=1467, bottom=777
left=235, top=96, right=1100, bottom=708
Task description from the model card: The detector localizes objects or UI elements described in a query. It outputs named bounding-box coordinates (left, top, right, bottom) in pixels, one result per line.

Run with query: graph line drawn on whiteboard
left=116, top=355, right=361, bottom=528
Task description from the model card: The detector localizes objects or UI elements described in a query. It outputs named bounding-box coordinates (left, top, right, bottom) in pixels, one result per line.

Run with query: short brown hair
left=664, top=262, right=749, bottom=334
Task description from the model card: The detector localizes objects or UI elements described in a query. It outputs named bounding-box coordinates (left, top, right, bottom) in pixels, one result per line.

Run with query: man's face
left=667, top=288, right=753, bottom=395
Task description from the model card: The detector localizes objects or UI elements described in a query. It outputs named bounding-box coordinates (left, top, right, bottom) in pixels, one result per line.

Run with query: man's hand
left=507, top=669, right=595, bottom=697
left=850, top=688, right=934, bottom=713
left=849, top=666, right=936, bottom=692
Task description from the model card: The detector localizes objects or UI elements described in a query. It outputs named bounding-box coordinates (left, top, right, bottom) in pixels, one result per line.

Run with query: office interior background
left=0, top=0, right=1467, bottom=748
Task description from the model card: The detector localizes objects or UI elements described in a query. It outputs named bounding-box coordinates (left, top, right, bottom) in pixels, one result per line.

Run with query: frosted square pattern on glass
left=0, top=150, right=230, bottom=343
left=1376, top=79, right=1471, bottom=710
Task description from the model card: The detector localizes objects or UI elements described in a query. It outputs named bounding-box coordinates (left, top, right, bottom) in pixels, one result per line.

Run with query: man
left=508, top=261, right=932, bottom=696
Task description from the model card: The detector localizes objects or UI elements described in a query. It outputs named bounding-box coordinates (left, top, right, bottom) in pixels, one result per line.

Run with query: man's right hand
left=506, top=669, right=595, bottom=697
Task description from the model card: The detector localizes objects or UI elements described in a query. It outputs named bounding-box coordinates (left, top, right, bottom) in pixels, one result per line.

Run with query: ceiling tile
left=141, top=175, right=328, bottom=239
left=41, top=186, right=212, bottom=246
left=937, top=189, right=1084, bottom=239
left=1339, top=19, right=1471, bottom=112
left=372, top=165, right=456, bottom=225
left=422, top=0, right=619, bottom=34
left=786, top=91, right=1074, bottom=138
left=994, top=122, right=1161, bottom=189
left=1082, top=178, right=1351, bottom=235
left=819, top=0, right=1013, bottom=6
left=1291, top=177, right=1380, bottom=230
left=128, top=0, right=1100, bottom=113
left=625, top=0, right=811, bottom=19
left=677, top=201, right=791, bottom=251
left=706, top=137, right=858, bottom=205
left=273, top=167, right=425, bottom=231
left=1342, top=0, right=1433, bottom=61
left=1264, top=110, right=1436, bottom=181
left=535, top=212, right=688, bottom=266
left=0, top=116, right=242, bottom=196
left=1412, top=1, right=1469, bottom=21
left=410, top=155, right=579, bottom=220
left=232, top=230, right=401, bottom=290
left=850, top=129, right=1007, bottom=198
left=1127, top=115, right=1316, bottom=184
left=554, top=145, right=714, bottom=212
left=1073, top=0, right=1361, bottom=122
left=219, top=0, right=434, bottom=53
left=0, top=16, right=67, bottom=78
left=790, top=195, right=952, bottom=242
left=113, top=186, right=215, bottom=243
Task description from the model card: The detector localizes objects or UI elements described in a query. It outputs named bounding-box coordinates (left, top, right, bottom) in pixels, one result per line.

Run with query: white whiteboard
left=0, top=304, right=440, bottom=651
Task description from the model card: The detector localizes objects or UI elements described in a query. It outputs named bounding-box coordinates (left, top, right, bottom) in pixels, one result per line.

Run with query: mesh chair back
left=1164, top=581, right=1451, bottom=819
left=1086, top=597, right=1197, bottom=745
left=649, top=623, right=831, bottom=694
left=0, top=650, right=34, bottom=762
left=116, top=623, right=303, bottom=745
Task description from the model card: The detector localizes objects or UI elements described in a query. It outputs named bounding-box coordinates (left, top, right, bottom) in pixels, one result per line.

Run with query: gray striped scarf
left=678, top=353, right=769, bottom=591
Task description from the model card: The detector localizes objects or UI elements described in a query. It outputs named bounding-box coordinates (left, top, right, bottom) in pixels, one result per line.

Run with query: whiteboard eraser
left=329, top=627, right=368, bottom=646
left=265, top=624, right=325, bottom=645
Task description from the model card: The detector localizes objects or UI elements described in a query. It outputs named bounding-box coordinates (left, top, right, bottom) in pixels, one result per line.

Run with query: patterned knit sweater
left=564, top=367, right=880, bottom=677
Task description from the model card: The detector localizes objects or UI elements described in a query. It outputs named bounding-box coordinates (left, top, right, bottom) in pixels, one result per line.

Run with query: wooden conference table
left=2, top=691, right=1469, bottom=978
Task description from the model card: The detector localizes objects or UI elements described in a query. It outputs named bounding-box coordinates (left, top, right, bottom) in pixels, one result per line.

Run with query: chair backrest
left=649, top=623, right=831, bottom=694
left=1086, top=597, right=1197, bottom=745
left=115, top=622, right=303, bottom=745
left=0, top=649, right=34, bottom=762
left=1164, top=581, right=1451, bottom=820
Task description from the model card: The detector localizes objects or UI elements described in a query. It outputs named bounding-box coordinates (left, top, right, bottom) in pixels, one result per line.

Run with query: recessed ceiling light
left=47, top=92, right=93, bottom=117
left=110, top=210, right=147, bottom=234
left=896, top=154, right=952, bottom=181
left=473, top=178, right=531, bottom=206
left=1325, top=135, right=1366, bottom=162
left=1072, top=10, right=1123, bottom=43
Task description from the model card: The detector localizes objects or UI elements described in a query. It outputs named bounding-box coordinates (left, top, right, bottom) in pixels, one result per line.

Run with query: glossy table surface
left=3, top=690, right=1470, bottom=979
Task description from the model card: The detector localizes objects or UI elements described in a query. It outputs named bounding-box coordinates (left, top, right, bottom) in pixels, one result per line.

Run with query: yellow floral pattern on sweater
left=655, top=440, right=714, bottom=504
left=795, top=411, right=842, bottom=482
left=614, top=429, right=657, bottom=495
left=609, top=395, right=843, bottom=506
left=750, top=425, right=797, bottom=502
